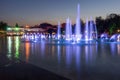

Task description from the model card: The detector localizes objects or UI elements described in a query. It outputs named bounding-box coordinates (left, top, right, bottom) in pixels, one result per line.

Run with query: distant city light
left=7, top=28, right=11, bottom=30
left=117, top=29, right=120, bottom=32
left=26, top=25, right=29, bottom=28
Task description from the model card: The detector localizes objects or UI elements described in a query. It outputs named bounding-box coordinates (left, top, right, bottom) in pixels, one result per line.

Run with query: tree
left=109, top=23, right=116, bottom=35
left=106, top=13, right=120, bottom=34
left=15, top=23, right=19, bottom=27
left=39, top=23, right=53, bottom=29
left=96, top=13, right=120, bottom=35
left=0, top=21, right=8, bottom=31
left=96, top=16, right=105, bottom=34
left=47, top=28, right=54, bottom=35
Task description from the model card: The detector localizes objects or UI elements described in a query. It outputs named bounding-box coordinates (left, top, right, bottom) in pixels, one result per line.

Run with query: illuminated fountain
left=65, top=17, right=72, bottom=41
left=21, top=4, right=98, bottom=44
left=55, top=4, right=97, bottom=43
left=84, top=18, right=89, bottom=40
left=74, top=4, right=82, bottom=41
left=109, top=34, right=120, bottom=42
left=57, top=22, right=61, bottom=39
left=84, top=18, right=97, bottom=41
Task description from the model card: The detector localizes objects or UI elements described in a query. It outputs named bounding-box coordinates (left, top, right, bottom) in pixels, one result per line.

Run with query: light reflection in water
left=110, top=43, right=117, bottom=56
left=85, top=46, right=89, bottom=64
left=75, top=46, right=80, bottom=69
left=15, top=36, right=20, bottom=59
left=52, top=45, right=55, bottom=56
left=117, top=44, right=120, bottom=55
left=25, top=42, right=30, bottom=62
left=40, top=41, right=45, bottom=57
left=66, top=46, right=71, bottom=67
left=10, top=36, right=120, bottom=80
left=89, top=46, right=93, bottom=62
left=85, top=45, right=97, bottom=64
left=57, top=45, right=61, bottom=63
left=4, top=36, right=120, bottom=80
left=31, top=43, right=34, bottom=55
left=7, top=36, right=12, bottom=59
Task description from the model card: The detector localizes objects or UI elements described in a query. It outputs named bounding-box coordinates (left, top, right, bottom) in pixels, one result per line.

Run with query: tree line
left=96, top=13, right=120, bottom=35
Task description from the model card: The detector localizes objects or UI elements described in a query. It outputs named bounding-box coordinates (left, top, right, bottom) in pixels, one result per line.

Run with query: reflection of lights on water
left=110, top=43, right=116, bottom=56
left=89, top=46, right=93, bottom=62
left=57, top=46, right=61, bottom=63
left=85, top=45, right=97, bottom=64
left=66, top=46, right=71, bottom=67
left=85, top=46, right=89, bottom=64
left=15, top=37, right=20, bottom=59
left=51, top=46, right=55, bottom=56
left=41, top=41, right=45, bottom=57
left=117, top=44, right=120, bottom=55
left=7, top=37, right=12, bottom=59
left=25, top=42, right=30, bottom=62
left=76, top=46, right=80, bottom=68
left=57, top=41, right=60, bottom=44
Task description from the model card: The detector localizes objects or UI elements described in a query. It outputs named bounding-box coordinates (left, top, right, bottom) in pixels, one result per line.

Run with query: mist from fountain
left=57, top=4, right=97, bottom=42
left=57, top=22, right=61, bottom=39
left=84, top=18, right=89, bottom=40
left=94, top=24, right=98, bottom=39
left=75, top=4, right=81, bottom=41
left=65, top=17, right=72, bottom=40
left=89, top=17, right=93, bottom=40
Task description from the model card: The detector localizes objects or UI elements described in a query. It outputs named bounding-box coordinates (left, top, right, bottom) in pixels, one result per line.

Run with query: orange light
left=26, top=25, right=29, bottom=28
left=25, top=43, right=30, bottom=62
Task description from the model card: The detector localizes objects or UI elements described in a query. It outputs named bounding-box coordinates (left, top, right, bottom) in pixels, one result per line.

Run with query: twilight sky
left=0, top=0, right=120, bottom=26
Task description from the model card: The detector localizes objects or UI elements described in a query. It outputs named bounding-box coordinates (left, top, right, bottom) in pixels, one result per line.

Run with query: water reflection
left=40, top=41, right=45, bottom=57
left=57, top=45, right=61, bottom=63
left=6, top=37, right=120, bottom=80
left=7, top=37, right=12, bottom=59
left=110, top=43, right=117, bottom=56
left=25, top=42, right=30, bottom=62
left=84, top=45, right=95, bottom=64
left=66, top=46, right=71, bottom=67
left=85, top=46, right=89, bottom=64
left=6, top=36, right=20, bottom=61
left=75, top=46, right=80, bottom=69
left=15, top=36, right=20, bottom=59
left=117, top=44, right=120, bottom=55
left=90, top=45, right=97, bottom=62
left=51, top=45, right=55, bottom=57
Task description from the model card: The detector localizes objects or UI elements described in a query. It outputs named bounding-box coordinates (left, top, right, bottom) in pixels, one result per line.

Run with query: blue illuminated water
left=57, top=22, right=61, bottom=39
left=65, top=17, right=72, bottom=40
left=75, top=4, right=81, bottom=41
left=2, top=36, right=120, bottom=80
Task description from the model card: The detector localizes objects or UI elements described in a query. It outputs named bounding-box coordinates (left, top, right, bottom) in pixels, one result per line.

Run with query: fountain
left=65, top=17, right=72, bottom=41
left=21, top=3, right=120, bottom=43
left=57, top=22, right=61, bottom=40
left=55, top=4, right=97, bottom=43
left=110, top=34, right=120, bottom=42
left=22, top=4, right=97, bottom=44
left=84, top=18, right=89, bottom=40
left=75, top=4, right=82, bottom=41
